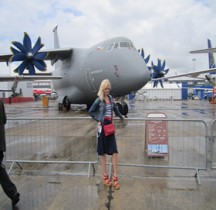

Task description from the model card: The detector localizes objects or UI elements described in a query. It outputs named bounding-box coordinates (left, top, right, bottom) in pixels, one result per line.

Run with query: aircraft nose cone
left=110, top=50, right=150, bottom=97
left=123, top=51, right=150, bottom=91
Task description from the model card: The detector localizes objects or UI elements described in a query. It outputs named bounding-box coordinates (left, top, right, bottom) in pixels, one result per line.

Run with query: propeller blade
left=159, top=80, right=164, bottom=88
left=157, top=59, right=162, bottom=69
left=144, top=55, right=150, bottom=64
left=10, top=46, right=20, bottom=54
left=34, top=52, right=48, bottom=60
left=153, top=81, right=158, bottom=88
left=32, top=37, right=43, bottom=55
left=16, top=60, right=29, bottom=75
left=141, top=48, right=144, bottom=58
left=32, top=60, right=47, bottom=71
left=12, top=41, right=27, bottom=53
left=23, top=32, right=32, bottom=52
left=27, top=62, right=36, bottom=75
left=148, top=66, right=152, bottom=71
left=161, top=60, right=166, bottom=69
left=164, top=68, right=169, bottom=74
left=10, top=53, right=26, bottom=62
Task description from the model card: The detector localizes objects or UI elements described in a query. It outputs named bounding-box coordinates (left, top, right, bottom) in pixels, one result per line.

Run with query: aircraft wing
left=44, top=48, right=73, bottom=61
left=167, top=77, right=205, bottom=83
left=190, top=48, right=216, bottom=54
left=0, top=75, right=62, bottom=82
left=155, top=67, right=216, bottom=81
left=0, top=48, right=73, bottom=64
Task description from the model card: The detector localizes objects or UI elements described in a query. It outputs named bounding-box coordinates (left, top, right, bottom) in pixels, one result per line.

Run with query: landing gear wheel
left=116, top=102, right=122, bottom=114
left=116, top=102, right=128, bottom=116
left=63, top=96, right=71, bottom=111
left=58, top=103, right=63, bottom=111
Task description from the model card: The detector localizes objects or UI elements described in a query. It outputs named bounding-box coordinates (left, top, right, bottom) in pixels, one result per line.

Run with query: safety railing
left=211, top=119, right=216, bottom=169
left=5, top=117, right=212, bottom=184
left=5, top=117, right=98, bottom=177
left=110, top=118, right=208, bottom=184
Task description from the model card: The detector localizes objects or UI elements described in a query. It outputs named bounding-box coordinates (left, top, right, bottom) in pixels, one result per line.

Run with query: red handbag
left=104, top=123, right=115, bottom=136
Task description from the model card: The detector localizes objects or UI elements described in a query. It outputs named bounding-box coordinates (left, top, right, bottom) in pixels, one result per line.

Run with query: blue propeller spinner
left=151, top=59, right=169, bottom=88
left=10, top=32, right=48, bottom=75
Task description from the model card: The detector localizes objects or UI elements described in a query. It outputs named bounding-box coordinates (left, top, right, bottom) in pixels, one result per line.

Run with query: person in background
left=0, top=100, right=20, bottom=207
left=88, top=79, right=125, bottom=189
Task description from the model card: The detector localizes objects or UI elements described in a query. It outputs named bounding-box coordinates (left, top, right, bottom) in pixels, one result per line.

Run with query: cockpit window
left=107, top=43, right=115, bottom=51
left=129, top=42, right=135, bottom=49
left=114, top=42, right=118, bottom=48
left=120, top=42, right=130, bottom=48
left=107, top=41, right=135, bottom=51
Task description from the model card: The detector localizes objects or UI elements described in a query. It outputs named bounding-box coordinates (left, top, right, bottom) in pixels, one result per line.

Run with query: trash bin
left=42, top=95, right=49, bottom=107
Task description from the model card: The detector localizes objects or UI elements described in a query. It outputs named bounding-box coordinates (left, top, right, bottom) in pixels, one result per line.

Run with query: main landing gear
left=58, top=96, right=71, bottom=111
left=115, top=97, right=128, bottom=117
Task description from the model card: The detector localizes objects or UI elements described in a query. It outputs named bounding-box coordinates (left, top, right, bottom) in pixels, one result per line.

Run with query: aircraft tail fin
left=207, top=39, right=216, bottom=72
left=52, top=25, right=61, bottom=69
left=53, top=25, right=60, bottom=49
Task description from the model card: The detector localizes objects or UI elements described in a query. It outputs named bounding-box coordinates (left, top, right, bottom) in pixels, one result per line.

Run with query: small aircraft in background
left=153, top=39, right=216, bottom=84
left=154, top=39, right=216, bottom=103
left=0, top=26, right=150, bottom=113
left=191, top=39, right=216, bottom=88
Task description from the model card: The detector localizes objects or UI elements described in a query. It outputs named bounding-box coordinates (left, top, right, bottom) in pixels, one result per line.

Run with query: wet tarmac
left=1, top=99, right=216, bottom=210
left=5, top=99, right=216, bottom=121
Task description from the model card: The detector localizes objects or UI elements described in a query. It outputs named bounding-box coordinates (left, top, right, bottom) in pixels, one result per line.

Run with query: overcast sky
left=0, top=0, right=216, bottom=76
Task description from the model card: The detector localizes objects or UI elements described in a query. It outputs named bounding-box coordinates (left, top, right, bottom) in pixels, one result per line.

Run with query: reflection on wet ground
left=5, top=99, right=216, bottom=120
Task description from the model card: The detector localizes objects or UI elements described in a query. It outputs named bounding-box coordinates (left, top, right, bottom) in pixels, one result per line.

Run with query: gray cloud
left=0, top=0, right=215, bottom=75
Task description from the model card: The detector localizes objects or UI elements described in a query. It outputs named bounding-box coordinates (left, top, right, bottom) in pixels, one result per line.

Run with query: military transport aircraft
left=0, top=26, right=150, bottom=113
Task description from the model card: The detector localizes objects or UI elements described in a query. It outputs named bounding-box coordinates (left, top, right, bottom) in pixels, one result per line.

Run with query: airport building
left=0, top=81, right=33, bottom=103
left=136, top=80, right=215, bottom=101
left=136, top=81, right=188, bottom=100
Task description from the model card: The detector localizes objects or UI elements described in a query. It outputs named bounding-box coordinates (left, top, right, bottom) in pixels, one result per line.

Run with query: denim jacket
left=88, top=95, right=123, bottom=122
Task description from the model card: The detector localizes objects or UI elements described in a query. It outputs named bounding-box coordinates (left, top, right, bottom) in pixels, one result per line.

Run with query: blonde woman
left=89, top=79, right=124, bottom=189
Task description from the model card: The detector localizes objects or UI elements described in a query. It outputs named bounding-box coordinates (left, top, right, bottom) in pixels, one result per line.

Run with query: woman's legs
left=101, top=155, right=107, bottom=174
left=101, top=155, right=112, bottom=186
left=112, top=153, right=120, bottom=189
left=112, top=153, right=118, bottom=177
left=101, top=153, right=118, bottom=176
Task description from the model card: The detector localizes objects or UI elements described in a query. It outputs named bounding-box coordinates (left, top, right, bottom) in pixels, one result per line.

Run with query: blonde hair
left=97, top=79, right=111, bottom=101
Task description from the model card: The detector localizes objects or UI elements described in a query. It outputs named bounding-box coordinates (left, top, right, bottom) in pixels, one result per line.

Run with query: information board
left=145, top=113, right=168, bottom=157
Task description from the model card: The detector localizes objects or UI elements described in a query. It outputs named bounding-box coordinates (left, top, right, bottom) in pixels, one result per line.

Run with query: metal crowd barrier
left=5, top=117, right=98, bottom=177
left=5, top=117, right=211, bottom=184
left=211, top=119, right=216, bottom=169
left=112, top=118, right=208, bottom=184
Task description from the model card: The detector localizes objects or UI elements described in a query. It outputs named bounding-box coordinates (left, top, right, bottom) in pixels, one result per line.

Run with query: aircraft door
left=86, top=68, right=97, bottom=92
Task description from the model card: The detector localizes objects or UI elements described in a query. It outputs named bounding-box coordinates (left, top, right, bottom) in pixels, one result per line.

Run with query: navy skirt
left=97, top=119, right=118, bottom=156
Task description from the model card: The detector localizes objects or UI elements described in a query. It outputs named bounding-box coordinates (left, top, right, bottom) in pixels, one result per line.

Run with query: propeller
left=151, top=59, right=169, bottom=88
left=138, top=48, right=151, bottom=70
left=10, top=32, right=48, bottom=75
